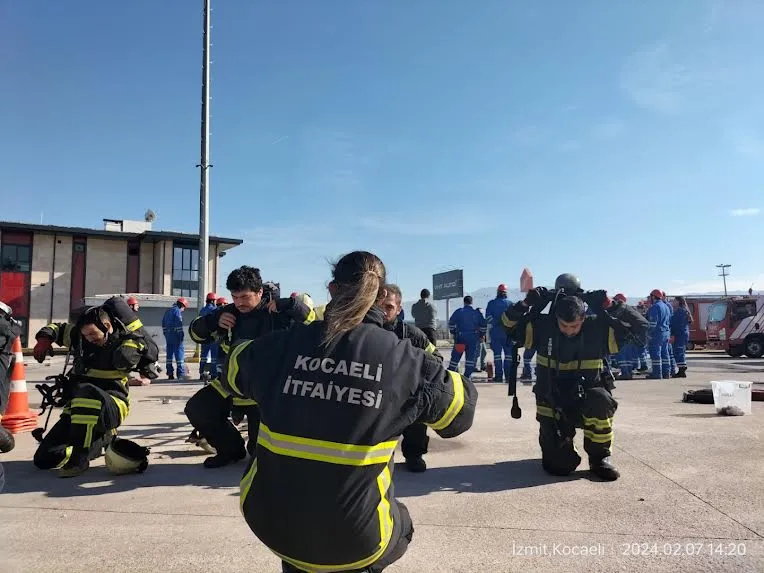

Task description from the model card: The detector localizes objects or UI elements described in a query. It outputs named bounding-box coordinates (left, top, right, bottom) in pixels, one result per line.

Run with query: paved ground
left=1, top=350, right=762, bottom=572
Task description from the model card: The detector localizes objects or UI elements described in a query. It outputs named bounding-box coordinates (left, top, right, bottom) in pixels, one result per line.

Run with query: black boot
left=203, top=448, right=246, bottom=468
left=672, top=367, right=687, bottom=378
left=405, top=456, right=427, bottom=473
left=589, top=457, right=620, bottom=481
left=0, top=426, right=15, bottom=453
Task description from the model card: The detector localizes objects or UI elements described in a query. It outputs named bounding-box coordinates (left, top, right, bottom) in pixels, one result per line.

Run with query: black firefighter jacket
left=220, top=306, right=478, bottom=571
left=383, top=317, right=441, bottom=360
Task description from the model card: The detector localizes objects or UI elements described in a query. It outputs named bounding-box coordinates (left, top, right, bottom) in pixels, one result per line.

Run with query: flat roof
left=0, top=220, right=243, bottom=247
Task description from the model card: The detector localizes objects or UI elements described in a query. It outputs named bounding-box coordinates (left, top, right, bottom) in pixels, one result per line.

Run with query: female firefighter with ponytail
left=220, top=250, right=479, bottom=573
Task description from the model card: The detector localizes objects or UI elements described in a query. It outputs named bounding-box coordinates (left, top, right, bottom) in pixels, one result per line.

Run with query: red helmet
left=126, top=296, right=138, bottom=306
left=497, top=283, right=508, bottom=292
left=216, top=297, right=227, bottom=306
left=650, top=289, right=663, bottom=299
left=290, top=292, right=299, bottom=298
left=614, top=293, right=627, bottom=303
left=176, top=297, right=189, bottom=308
left=205, top=292, right=217, bottom=302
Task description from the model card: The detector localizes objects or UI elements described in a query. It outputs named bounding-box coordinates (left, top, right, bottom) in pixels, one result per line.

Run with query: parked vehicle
left=706, top=296, right=764, bottom=357
left=665, top=296, right=719, bottom=350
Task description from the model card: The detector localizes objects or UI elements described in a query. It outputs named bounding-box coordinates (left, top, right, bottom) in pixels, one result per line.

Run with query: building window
left=1, top=244, right=32, bottom=272
left=172, top=243, right=199, bottom=300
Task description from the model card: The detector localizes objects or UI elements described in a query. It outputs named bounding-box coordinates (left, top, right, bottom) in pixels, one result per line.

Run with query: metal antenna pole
left=196, top=0, right=211, bottom=311
left=716, top=264, right=731, bottom=297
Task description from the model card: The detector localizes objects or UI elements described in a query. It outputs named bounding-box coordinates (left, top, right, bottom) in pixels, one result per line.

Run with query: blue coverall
left=448, top=305, right=487, bottom=378
left=198, top=302, right=218, bottom=376
left=162, top=305, right=187, bottom=378
left=666, top=306, right=677, bottom=375
left=671, top=306, right=691, bottom=371
left=647, top=300, right=671, bottom=379
left=485, top=296, right=513, bottom=382
left=522, top=348, right=535, bottom=379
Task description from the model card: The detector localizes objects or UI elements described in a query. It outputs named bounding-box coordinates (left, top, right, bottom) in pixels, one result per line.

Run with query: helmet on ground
left=650, top=289, right=663, bottom=299
left=205, top=292, right=217, bottom=302
left=554, top=273, right=581, bottom=292
left=176, top=297, right=189, bottom=308
left=126, top=296, right=138, bottom=306
left=216, top=297, right=227, bottom=306
left=614, top=293, right=627, bottom=303
left=104, top=437, right=150, bottom=475
left=497, top=283, right=508, bottom=292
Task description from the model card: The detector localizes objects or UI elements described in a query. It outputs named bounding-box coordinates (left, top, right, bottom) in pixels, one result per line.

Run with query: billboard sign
left=433, top=269, right=464, bottom=301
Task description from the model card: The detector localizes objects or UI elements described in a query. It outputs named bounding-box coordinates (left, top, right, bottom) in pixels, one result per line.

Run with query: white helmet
left=104, top=438, right=150, bottom=475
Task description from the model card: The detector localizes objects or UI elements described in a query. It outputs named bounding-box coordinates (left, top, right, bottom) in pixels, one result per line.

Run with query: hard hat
left=650, top=289, right=663, bottom=299
left=205, top=292, right=217, bottom=302
left=104, top=437, right=150, bottom=475
left=176, top=297, right=189, bottom=308
left=554, top=273, right=581, bottom=292
left=290, top=292, right=298, bottom=298
left=297, top=292, right=314, bottom=309
left=126, top=296, right=138, bottom=306
left=216, top=297, right=227, bottom=306
left=497, top=283, right=508, bottom=292
left=614, top=293, right=627, bottom=303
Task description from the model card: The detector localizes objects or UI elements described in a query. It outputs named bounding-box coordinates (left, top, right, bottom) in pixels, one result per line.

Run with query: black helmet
left=554, top=273, right=581, bottom=293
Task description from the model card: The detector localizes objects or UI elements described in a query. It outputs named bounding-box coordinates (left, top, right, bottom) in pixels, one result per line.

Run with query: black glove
left=525, top=287, right=549, bottom=307
left=582, top=290, right=608, bottom=312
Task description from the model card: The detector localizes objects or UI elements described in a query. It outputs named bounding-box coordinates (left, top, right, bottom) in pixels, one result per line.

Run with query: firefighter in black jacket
left=220, top=251, right=478, bottom=573
left=380, top=283, right=440, bottom=474
left=31, top=296, right=157, bottom=477
left=0, top=301, right=21, bottom=453
left=185, top=266, right=315, bottom=468
left=502, top=274, right=648, bottom=481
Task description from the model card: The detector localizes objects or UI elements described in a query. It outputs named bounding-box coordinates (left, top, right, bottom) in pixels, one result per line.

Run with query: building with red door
left=0, top=218, right=242, bottom=346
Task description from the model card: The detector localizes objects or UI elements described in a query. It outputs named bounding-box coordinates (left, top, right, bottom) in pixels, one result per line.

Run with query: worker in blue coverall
left=162, top=297, right=189, bottom=380
left=670, top=295, right=692, bottom=378
left=485, top=284, right=513, bottom=383
left=663, top=291, right=678, bottom=376
left=448, top=295, right=487, bottom=378
left=198, top=292, right=218, bottom=380
left=646, top=289, right=671, bottom=379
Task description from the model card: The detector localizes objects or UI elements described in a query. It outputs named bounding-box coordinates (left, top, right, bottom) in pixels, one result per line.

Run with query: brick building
left=0, top=218, right=242, bottom=345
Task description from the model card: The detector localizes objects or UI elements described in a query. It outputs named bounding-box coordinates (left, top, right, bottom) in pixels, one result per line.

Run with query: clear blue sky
left=3, top=1, right=763, bottom=303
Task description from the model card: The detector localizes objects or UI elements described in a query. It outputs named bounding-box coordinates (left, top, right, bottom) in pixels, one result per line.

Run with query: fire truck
left=705, top=295, right=764, bottom=358
left=642, top=295, right=719, bottom=350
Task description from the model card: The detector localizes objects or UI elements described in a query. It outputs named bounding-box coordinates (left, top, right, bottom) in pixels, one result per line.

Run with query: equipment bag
left=102, top=296, right=160, bottom=378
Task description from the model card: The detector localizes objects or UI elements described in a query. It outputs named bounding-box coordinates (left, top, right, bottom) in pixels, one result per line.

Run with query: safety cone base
left=1, top=335, right=40, bottom=435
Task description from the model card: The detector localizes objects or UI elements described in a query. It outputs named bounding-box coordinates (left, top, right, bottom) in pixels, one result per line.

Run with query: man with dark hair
left=379, top=284, right=440, bottom=472
left=31, top=296, right=158, bottom=477
left=411, top=288, right=438, bottom=345
left=185, top=266, right=316, bottom=468
left=502, top=279, right=648, bottom=481
left=485, top=284, right=513, bottom=383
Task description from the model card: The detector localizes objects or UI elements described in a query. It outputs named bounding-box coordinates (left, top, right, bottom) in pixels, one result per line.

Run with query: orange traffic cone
left=1, top=336, right=38, bottom=434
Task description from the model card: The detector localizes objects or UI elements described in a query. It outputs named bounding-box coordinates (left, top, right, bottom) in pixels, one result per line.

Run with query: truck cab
left=706, top=296, right=764, bottom=357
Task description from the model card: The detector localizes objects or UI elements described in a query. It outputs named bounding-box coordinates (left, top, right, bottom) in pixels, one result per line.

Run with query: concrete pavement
left=1, top=350, right=762, bottom=572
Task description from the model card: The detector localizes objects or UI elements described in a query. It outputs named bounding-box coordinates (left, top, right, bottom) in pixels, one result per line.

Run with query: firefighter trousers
left=33, top=383, right=127, bottom=470
left=185, top=384, right=259, bottom=459
left=535, top=386, right=618, bottom=476
left=400, top=422, right=429, bottom=460
left=281, top=501, right=414, bottom=573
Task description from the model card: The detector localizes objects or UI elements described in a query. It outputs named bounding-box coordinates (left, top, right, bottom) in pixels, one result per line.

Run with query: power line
left=716, top=264, right=731, bottom=297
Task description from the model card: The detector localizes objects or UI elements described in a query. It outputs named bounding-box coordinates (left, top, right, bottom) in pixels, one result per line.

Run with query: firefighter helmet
left=104, top=437, right=150, bottom=475
left=554, top=273, right=581, bottom=292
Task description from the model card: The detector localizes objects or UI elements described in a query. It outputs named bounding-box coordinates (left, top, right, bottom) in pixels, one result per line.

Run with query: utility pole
left=716, top=264, right=731, bottom=297
left=196, top=0, right=211, bottom=312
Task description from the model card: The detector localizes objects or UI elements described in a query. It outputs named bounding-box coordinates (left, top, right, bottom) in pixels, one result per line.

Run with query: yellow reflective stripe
left=189, top=319, right=206, bottom=343
left=536, top=404, right=559, bottom=419
left=608, top=327, right=619, bottom=354
left=226, top=340, right=253, bottom=396
left=427, top=370, right=465, bottom=431
left=524, top=323, right=534, bottom=349
left=583, top=430, right=613, bottom=444
left=70, top=414, right=99, bottom=424
left=536, top=356, right=603, bottom=371
left=257, top=423, right=397, bottom=467
left=276, top=463, right=393, bottom=573
left=84, top=369, right=125, bottom=378
left=220, top=342, right=230, bottom=354
left=232, top=397, right=258, bottom=407
left=70, top=398, right=102, bottom=410
left=239, top=458, right=258, bottom=514
left=111, top=395, right=130, bottom=422
left=46, top=323, right=60, bottom=334
left=303, top=309, right=316, bottom=325
left=582, top=416, right=613, bottom=430
left=55, top=446, right=73, bottom=469
left=209, top=378, right=230, bottom=398
left=424, top=342, right=436, bottom=354
left=63, top=324, right=73, bottom=348
left=120, top=339, right=144, bottom=351
left=125, top=319, right=143, bottom=333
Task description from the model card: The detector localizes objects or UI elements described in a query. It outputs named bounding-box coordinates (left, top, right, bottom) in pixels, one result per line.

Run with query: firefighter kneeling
left=31, top=296, right=157, bottom=477
left=503, top=274, right=648, bottom=481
